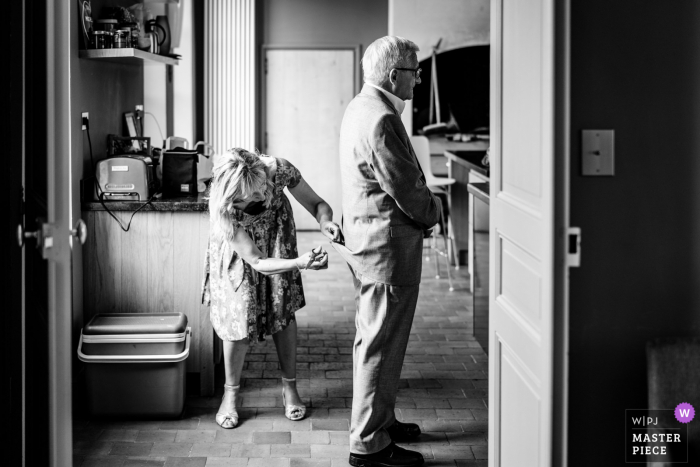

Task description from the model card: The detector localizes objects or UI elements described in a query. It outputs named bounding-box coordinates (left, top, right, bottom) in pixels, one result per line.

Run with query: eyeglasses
left=394, top=67, right=422, bottom=79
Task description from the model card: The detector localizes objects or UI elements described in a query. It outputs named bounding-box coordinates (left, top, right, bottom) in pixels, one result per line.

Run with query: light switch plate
left=582, top=129, right=614, bottom=176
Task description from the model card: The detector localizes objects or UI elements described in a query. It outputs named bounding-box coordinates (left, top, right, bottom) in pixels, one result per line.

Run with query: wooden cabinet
left=82, top=210, right=216, bottom=395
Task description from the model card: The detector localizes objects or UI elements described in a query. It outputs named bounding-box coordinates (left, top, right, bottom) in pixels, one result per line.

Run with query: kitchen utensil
left=155, top=15, right=171, bottom=55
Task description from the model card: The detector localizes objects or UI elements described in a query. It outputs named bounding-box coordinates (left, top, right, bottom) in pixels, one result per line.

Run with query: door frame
left=46, top=0, right=74, bottom=465
left=488, top=0, right=570, bottom=465
left=259, top=44, right=361, bottom=153
left=552, top=1, right=571, bottom=464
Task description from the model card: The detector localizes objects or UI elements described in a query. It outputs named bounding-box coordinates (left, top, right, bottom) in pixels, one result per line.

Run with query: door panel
left=264, top=48, right=356, bottom=230
left=24, top=0, right=50, bottom=464
left=489, top=0, right=557, bottom=465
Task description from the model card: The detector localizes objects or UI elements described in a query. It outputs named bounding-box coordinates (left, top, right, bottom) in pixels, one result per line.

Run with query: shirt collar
left=363, top=83, right=406, bottom=114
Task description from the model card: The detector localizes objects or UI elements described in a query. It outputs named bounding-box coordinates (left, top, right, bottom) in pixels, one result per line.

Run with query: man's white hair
left=362, top=36, right=419, bottom=85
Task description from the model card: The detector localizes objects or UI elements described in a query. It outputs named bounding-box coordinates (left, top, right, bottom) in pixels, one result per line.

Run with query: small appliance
left=95, top=156, right=156, bottom=201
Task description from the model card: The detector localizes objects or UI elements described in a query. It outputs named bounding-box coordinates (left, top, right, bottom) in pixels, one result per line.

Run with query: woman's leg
left=219, top=338, right=249, bottom=416
left=272, top=320, right=304, bottom=407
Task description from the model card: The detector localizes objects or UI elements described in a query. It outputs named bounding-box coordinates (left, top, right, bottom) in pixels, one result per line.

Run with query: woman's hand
left=320, top=220, right=344, bottom=244
left=297, top=246, right=329, bottom=271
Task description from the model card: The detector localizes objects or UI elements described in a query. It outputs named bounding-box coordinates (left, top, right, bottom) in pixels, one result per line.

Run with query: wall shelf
left=80, top=48, right=179, bottom=66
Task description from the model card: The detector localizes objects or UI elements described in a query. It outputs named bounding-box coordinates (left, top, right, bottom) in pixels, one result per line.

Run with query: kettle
left=145, top=18, right=167, bottom=55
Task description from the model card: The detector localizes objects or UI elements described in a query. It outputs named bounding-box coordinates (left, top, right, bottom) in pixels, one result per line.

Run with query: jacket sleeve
left=366, top=114, right=442, bottom=230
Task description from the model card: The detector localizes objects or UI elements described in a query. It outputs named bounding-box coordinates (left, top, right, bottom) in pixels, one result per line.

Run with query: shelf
left=79, top=48, right=179, bottom=66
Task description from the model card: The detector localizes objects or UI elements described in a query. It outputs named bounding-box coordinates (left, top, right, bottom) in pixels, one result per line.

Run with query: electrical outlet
left=81, top=112, right=89, bottom=130
left=135, top=104, right=144, bottom=112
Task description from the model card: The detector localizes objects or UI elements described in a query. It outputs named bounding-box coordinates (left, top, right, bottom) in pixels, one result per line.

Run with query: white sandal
left=216, top=384, right=240, bottom=429
left=282, top=377, right=306, bottom=421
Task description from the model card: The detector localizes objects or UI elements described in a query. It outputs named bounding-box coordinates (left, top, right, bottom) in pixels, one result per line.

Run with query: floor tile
left=248, top=458, right=290, bottom=467
left=137, top=431, right=178, bottom=443
left=110, top=443, right=154, bottom=457
left=204, top=458, right=249, bottom=466
left=291, top=431, right=330, bottom=445
left=189, top=443, right=232, bottom=457
left=252, top=431, right=291, bottom=444
left=311, top=419, right=349, bottom=432
left=290, top=459, right=331, bottom=467
left=164, top=458, right=207, bottom=467
left=150, top=443, right=193, bottom=458
left=271, top=444, right=311, bottom=458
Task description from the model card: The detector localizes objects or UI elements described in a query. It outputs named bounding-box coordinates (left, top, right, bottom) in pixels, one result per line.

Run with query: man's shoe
left=386, top=420, right=421, bottom=442
left=349, top=442, right=424, bottom=467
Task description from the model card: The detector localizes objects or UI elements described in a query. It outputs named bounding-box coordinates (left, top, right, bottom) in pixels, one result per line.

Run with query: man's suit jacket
left=338, top=85, right=441, bottom=286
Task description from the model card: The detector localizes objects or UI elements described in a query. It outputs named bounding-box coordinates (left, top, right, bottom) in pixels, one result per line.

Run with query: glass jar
left=114, top=29, right=130, bottom=49
left=95, top=19, right=118, bottom=33
left=92, top=30, right=112, bottom=49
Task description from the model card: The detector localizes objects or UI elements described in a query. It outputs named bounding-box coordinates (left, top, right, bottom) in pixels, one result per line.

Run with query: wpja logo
left=625, top=403, right=694, bottom=463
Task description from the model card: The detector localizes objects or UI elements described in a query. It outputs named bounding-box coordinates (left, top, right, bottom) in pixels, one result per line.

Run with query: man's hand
left=321, top=220, right=344, bottom=244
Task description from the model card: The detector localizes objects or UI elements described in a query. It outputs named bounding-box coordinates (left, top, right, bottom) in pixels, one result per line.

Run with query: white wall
left=143, top=3, right=168, bottom=148
left=172, top=0, right=195, bottom=145
left=388, top=0, right=490, bottom=133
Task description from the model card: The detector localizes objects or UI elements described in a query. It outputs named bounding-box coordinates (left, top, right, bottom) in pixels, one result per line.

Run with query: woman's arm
left=288, top=176, right=343, bottom=243
left=231, top=226, right=328, bottom=275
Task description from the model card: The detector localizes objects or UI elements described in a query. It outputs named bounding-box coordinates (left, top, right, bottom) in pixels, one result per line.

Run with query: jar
left=121, top=22, right=140, bottom=49
left=114, top=29, right=130, bottom=49
left=95, top=19, right=118, bottom=33
left=92, top=30, right=112, bottom=49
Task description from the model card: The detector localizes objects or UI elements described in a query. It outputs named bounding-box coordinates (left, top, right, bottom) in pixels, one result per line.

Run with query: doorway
left=8, top=0, right=75, bottom=465
left=262, top=46, right=359, bottom=230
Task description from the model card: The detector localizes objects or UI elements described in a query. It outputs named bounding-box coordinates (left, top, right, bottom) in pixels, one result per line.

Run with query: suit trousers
left=348, top=266, right=420, bottom=454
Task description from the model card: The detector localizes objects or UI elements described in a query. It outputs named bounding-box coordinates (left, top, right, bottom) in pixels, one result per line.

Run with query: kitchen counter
left=468, top=181, right=490, bottom=354
left=467, top=182, right=490, bottom=205
left=81, top=196, right=215, bottom=395
left=444, top=149, right=489, bottom=177
left=445, top=149, right=489, bottom=266
left=82, top=193, right=209, bottom=212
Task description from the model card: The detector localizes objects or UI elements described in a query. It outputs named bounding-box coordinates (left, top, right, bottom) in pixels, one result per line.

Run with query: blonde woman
left=202, top=148, right=342, bottom=429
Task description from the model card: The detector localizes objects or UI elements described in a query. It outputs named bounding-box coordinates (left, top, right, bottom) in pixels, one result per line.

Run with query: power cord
left=84, top=115, right=158, bottom=232
left=143, top=111, right=165, bottom=146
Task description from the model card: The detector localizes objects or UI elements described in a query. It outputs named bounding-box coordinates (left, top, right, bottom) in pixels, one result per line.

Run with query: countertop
left=444, top=149, right=490, bottom=177
left=82, top=193, right=209, bottom=212
left=467, top=182, right=490, bottom=205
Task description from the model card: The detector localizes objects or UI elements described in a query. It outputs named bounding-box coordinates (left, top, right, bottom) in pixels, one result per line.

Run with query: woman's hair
left=208, top=147, right=275, bottom=241
left=362, top=36, right=419, bottom=85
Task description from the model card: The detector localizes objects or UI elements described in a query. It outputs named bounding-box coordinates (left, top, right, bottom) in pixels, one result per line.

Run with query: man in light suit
left=336, top=36, right=442, bottom=467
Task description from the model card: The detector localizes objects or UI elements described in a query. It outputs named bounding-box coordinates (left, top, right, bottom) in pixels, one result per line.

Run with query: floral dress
left=201, top=157, right=306, bottom=342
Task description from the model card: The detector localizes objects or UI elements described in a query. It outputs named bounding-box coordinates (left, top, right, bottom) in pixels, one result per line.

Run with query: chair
left=410, top=135, right=457, bottom=291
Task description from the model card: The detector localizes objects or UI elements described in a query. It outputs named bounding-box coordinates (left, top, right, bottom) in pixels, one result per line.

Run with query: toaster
left=95, top=156, right=156, bottom=201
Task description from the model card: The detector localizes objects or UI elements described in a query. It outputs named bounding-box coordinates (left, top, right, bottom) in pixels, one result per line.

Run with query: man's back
left=338, top=86, right=441, bottom=286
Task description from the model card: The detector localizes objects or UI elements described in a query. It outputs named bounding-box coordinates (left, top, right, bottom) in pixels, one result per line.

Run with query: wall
left=172, top=0, right=196, bottom=145
left=260, top=0, right=387, bottom=149
left=262, top=0, right=387, bottom=49
left=389, top=0, right=489, bottom=62
left=388, top=0, right=489, bottom=133
left=568, top=1, right=700, bottom=464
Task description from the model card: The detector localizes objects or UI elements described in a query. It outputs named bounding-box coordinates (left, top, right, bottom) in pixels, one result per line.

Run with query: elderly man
left=336, top=36, right=442, bottom=467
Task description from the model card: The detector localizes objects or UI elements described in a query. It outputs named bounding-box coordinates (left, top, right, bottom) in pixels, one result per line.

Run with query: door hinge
left=566, top=227, right=581, bottom=267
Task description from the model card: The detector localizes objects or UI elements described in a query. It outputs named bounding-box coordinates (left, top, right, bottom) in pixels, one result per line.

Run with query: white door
left=489, top=0, right=567, bottom=465
left=264, top=48, right=356, bottom=230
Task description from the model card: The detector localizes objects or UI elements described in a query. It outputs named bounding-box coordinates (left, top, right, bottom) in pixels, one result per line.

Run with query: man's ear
left=389, top=69, right=397, bottom=85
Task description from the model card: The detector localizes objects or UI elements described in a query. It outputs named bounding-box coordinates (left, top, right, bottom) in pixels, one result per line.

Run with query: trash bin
left=77, top=312, right=190, bottom=418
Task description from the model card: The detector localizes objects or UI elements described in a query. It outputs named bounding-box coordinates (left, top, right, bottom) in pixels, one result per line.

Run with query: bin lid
left=83, top=313, right=188, bottom=335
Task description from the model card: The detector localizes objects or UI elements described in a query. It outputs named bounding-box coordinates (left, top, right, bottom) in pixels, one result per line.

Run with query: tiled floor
left=73, top=232, right=488, bottom=467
